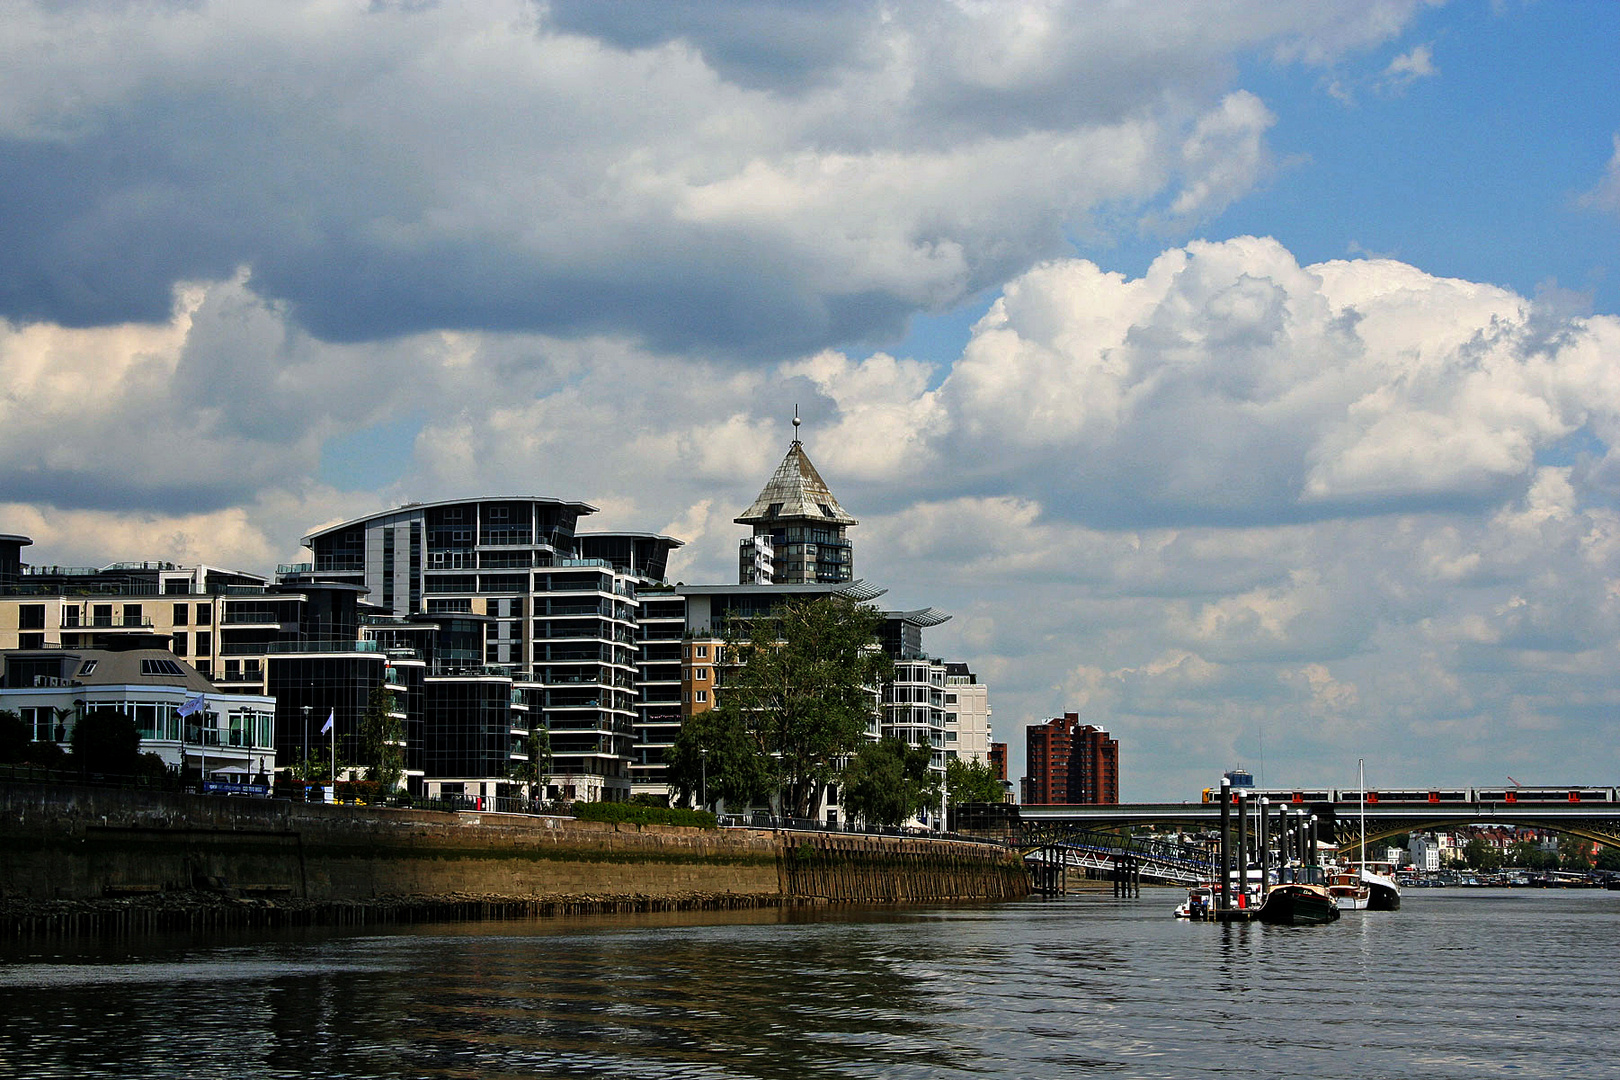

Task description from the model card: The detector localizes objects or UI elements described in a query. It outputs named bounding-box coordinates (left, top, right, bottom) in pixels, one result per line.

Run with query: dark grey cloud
left=0, top=0, right=1421, bottom=356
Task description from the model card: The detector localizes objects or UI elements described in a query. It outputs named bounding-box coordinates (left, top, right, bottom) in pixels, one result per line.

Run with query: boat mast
left=1359, top=757, right=1366, bottom=874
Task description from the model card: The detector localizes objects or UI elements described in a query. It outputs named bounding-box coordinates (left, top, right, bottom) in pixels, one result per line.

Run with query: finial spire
left=792, top=404, right=801, bottom=443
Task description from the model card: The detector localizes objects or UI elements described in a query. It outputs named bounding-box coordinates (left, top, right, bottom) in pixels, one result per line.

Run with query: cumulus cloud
left=0, top=0, right=1426, bottom=355
left=917, top=237, right=1620, bottom=527
left=5, top=229, right=1620, bottom=796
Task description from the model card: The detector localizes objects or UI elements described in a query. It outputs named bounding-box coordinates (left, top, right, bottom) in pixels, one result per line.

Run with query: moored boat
left=1361, top=866, right=1401, bottom=910
left=1174, top=884, right=1216, bottom=920
left=1327, top=868, right=1370, bottom=911
left=1255, top=882, right=1340, bottom=925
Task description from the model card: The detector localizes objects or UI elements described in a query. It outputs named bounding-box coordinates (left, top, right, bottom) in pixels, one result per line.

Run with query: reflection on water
left=2, top=891, right=1618, bottom=1079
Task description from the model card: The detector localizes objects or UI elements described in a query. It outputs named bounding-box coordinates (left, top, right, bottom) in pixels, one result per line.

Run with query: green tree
left=1558, top=835, right=1593, bottom=870
left=359, top=684, right=406, bottom=790
left=1460, top=837, right=1502, bottom=872
left=1594, top=845, right=1620, bottom=872
left=510, top=722, right=552, bottom=796
left=0, top=710, right=29, bottom=765
left=946, top=757, right=1004, bottom=805
left=671, top=595, right=890, bottom=817
left=290, top=749, right=343, bottom=782
left=70, top=706, right=143, bottom=775
left=668, top=704, right=773, bottom=810
left=843, top=737, right=940, bottom=827
left=1508, top=839, right=1558, bottom=870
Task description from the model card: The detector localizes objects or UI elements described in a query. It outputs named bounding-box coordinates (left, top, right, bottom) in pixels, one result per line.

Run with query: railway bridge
left=994, top=790, right=1620, bottom=861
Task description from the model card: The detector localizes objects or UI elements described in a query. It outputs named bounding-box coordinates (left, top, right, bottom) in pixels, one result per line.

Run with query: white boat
left=1327, top=867, right=1370, bottom=910
left=1174, top=884, right=1215, bottom=920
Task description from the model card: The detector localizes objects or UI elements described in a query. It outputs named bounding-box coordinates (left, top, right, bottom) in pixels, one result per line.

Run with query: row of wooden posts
left=1216, top=775, right=1322, bottom=911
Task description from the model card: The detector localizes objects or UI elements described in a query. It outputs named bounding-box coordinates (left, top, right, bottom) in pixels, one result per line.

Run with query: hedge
left=571, top=801, right=718, bottom=829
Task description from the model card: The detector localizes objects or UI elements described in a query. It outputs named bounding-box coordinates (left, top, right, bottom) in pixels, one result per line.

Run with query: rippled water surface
left=1, top=889, right=1616, bottom=1079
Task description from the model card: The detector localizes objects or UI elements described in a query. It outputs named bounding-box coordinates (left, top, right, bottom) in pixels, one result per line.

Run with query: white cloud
left=1377, top=42, right=1438, bottom=94
left=1578, top=134, right=1620, bottom=217
left=13, top=231, right=1620, bottom=799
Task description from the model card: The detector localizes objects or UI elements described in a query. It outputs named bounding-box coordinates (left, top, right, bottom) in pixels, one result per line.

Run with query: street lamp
left=700, top=747, right=708, bottom=812
left=301, top=705, right=310, bottom=782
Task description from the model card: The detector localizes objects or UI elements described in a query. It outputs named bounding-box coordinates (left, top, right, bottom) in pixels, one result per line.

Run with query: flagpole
left=329, top=710, right=336, bottom=801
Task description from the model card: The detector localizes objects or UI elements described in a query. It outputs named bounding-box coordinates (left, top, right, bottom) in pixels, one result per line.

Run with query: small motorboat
left=1174, top=884, right=1216, bottom=920
left=1327, top=868, right=1370, bottom=911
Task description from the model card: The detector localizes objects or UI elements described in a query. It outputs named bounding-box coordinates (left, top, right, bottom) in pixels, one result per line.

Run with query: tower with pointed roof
left=735, top=412, right=856, bottom=585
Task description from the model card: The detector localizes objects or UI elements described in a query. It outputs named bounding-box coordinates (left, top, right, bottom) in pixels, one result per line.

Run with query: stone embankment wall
left=0, top=783, right=1028, bottom=933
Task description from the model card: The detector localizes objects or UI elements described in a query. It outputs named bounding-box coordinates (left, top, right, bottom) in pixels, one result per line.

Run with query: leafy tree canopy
left=669, top=595, right=890, bottom=817
left=946, top=757, right=1004, bottom=805
left=359, top=684, right=406, bottom=790
left=70, top=706, right=143, bottom=775
left=0, top=710, right=29, bottom=765
left=668, top=704, right=773, bottom=810
left=510, top=722, right=552, bottom=793
left=843, top=737, right=940, bottom=827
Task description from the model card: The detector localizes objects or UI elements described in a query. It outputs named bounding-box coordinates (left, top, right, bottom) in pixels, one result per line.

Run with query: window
left=18, top=605, right=45, bottom=630
left=173, top=632, right=188, bottom=655
left=195, top=632, right=212, bottom=656
left=19, top=634, right=43, bottom=650
left=945, top=693, right=957, bottom=705
left=196, top=604, right=212, bottom=623
left=487, top=505, right=509, bottom=521
left=61, top=606, right=79, bottom=628
left=696, top=645, right=708, bottom=658
left=140, top=657, right=186, bottom=677
left=695, top=690, right=707, bottom=703
left=123, top=604, right=143, bottom=627
left=78, top=660, right=98, bottom=676
left=173, top=603, right=189, bottom=626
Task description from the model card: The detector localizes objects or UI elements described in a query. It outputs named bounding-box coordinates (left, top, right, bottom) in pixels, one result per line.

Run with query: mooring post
left=1236, top=789, right=1249, bottom=909
left=1258, top=796, right=1270, bottom=896
left=1218, top=776, right=1232, bottom=910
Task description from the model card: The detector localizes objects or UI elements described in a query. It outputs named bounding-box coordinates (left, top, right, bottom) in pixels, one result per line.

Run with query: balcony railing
left=263, top=639, right=383, bottom=654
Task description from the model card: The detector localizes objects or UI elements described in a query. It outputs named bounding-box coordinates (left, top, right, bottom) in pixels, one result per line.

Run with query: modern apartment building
left=736, top=427, right=856, bottom=586
left=297, top=498, right=681, bottom=802
left=943, top=662, right=992, bottom=767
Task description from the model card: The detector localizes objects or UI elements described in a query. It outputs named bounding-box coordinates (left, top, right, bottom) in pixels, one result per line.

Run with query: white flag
left=320, top=708, right=335, bottom=735
left=177, top=693, right=207, bottom=718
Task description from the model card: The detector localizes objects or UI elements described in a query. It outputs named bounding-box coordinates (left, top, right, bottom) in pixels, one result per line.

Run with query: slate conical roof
left=735, top=440, right=858, bottom=527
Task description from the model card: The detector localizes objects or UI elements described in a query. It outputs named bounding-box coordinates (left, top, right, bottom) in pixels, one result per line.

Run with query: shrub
left=571, top=800, right=717, bottom=829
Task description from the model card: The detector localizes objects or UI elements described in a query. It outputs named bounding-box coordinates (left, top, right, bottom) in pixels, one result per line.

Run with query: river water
left=1, top=888, right=1614, bottom=1079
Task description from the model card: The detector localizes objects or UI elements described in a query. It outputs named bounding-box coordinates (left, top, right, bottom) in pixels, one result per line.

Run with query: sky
left=3, top=0, right=1619, bottom=800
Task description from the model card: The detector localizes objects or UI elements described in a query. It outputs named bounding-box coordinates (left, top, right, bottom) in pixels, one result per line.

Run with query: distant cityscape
left=0, top=428, right=1145, bottom=824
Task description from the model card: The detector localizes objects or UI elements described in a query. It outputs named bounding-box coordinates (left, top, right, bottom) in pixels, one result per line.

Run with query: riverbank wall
left=0, top=782, right=1029, bottom=935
